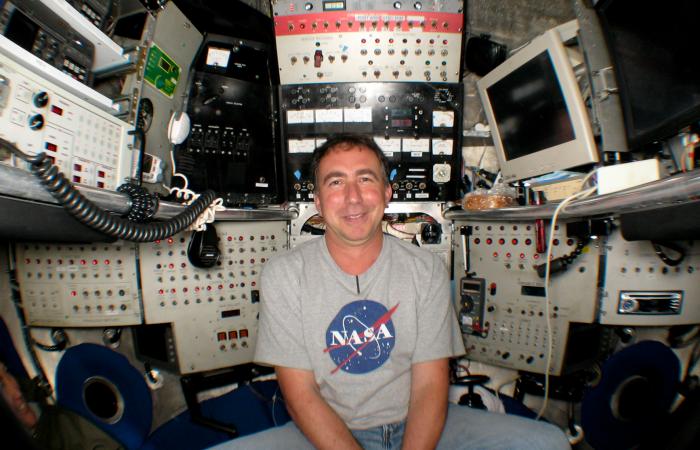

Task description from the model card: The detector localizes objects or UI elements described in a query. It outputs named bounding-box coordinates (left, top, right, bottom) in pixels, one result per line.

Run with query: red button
left=240, top=329, right=249, bottom=338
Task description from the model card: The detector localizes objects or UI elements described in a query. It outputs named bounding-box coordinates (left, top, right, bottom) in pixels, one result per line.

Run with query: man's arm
left=401, top=358, right=449, bottom=450
left=276, top=366, right=362, bottom=450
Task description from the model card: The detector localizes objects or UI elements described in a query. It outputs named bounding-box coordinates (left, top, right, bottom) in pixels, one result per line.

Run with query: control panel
left=15, top=242, right=142, bottom=327
left=290, top=202, right=453, bottom=271
left=66, top=0, right=117, bottom=31
left=139, top=221, right=288, bottom=374
left=0, top=0, right=94, bottom=85
left=453, top=221, right=601, bottom=375
left=271, top=0, right=464, bottom=84
left=177, top=36, right=281, bottom=206
left=0, top=54, right=133, bottom=190
left=600, top=231, right=700, bottom=325
left=281, top=81, right=462, bottom=201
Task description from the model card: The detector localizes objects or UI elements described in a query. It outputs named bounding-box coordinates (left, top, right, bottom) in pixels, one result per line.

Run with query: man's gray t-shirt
left=254, top=235, right=465, bottom=429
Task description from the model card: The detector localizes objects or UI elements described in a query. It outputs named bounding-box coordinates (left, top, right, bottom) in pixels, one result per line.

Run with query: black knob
left=28, top=114, right=45, bottom=130
left=461, top=298, right=474, bottom=313
left=33, top=92, right=49, bottom=108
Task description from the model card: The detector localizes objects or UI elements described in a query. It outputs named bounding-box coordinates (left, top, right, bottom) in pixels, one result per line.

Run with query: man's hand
left=276, top=366, right=362, bottom=450
left=401, top=359, right=449, bottom=450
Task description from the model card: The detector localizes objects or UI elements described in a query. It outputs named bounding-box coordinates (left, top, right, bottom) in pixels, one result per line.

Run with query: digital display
left=323, top=1, right=346, bottom=11
left=221, top=309, right=241, bottom=318
left=521, top=285, right=546, bottom=297
left=462, top=281, right=482, bottom=293
left=391, top=119, right=413, bottom=128
left=5, top=10, right=39, bottom=52
left=390, top=108, right=413, bottom=128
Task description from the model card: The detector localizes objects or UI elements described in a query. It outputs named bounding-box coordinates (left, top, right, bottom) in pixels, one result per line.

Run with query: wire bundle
left=1, top=138, right=216, bottom=242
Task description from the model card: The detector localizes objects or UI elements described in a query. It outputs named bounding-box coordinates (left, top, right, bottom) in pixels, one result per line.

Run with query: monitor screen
left=477, top=26, right=599, bottom=183
left=596, top=0, right=700, bottom=149
left=487, top=51, right=576, bottom=160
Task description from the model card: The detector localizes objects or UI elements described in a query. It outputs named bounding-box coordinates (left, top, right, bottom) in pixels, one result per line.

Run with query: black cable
left=100, top=0, right=115, bottom=30
left=129, top=128, right=146, bottom=186
left=535, top=236, right=590, bottom=278
left=651, top=241, right=686, bottom=267
left=1, top=138, right=216, bottom=243
left=33, top=329, right=68, bottom=352
left=117, top=183, right=159, bottom=222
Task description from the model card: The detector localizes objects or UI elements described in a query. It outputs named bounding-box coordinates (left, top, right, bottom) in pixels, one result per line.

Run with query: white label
left=402, top=138, right=430, bottom=153
left=255, top=182, right=269, bottom=188
left=343, top=107, right=372, bottom=122
left=374, top=137, right=401, bottom=153
left=287, top=139, right=316, bottom=153
left=432, top=139, right=453, bottom=155
left=287, top=110, right=314, bottom=124
left=10, top=108, right=25, bottom=126
left=415, top=193, right=430, bottom=199
left=315, top=108, right=343, bottom=123
left=432, top=111, right=455, bottom=128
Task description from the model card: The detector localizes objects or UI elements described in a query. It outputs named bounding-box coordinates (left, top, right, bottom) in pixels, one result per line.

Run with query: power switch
left=314, top=50, right=323, bottom=68
left=489, top=283, right=497, bottom=296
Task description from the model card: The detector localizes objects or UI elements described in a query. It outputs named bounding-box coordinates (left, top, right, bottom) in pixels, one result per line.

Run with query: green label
left=144, top=44, right=180, bottom=98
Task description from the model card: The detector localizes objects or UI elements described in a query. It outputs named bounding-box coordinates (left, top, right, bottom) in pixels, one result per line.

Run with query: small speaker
left=465, top=35, right=507, bottom=76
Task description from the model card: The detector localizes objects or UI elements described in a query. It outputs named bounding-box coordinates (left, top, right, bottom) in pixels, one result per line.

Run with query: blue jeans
left=208, top=403, right=570, bottom=449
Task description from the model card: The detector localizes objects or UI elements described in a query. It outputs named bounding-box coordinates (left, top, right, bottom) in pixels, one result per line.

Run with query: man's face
left=314, top=145, right=392, bottom=248
left=0, top=368, right=38, bottom=430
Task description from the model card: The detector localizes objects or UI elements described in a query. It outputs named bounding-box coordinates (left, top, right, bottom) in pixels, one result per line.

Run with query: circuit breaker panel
left=453, top=221, right=601, bottom=375
left=139, top=221, right=288, bottom=374
left=176, top=35, right=281, bottom=206
left=271, top=0, right=465, bottom=84
left=15, top=242, right=142, bottom=327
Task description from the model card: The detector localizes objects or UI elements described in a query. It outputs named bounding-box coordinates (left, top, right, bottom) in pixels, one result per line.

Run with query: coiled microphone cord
left=1, top=137, right=216, bottom=242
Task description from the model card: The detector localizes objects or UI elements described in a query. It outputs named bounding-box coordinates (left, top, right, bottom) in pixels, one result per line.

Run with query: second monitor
left=477, top=22, right=599, bottom=183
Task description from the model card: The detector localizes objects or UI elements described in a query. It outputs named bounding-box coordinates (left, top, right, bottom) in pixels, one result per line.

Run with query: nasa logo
left=324, top=300, right=398, bottom=375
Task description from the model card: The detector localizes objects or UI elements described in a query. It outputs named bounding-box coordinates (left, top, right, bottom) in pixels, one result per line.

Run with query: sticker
left=287, top=109, right=314, bottom=124
left=288, top=139, right=316, bottom=153
left=144, top=45, right=181, bottom=98
left=343, top=107, right=372, bottom=122
left=315, top=108, right=343, bottom=123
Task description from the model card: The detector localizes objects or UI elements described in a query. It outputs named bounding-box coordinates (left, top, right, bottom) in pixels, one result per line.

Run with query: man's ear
left=314, top=192, right=322, bottom=217
left=384, top=182, right=392, bottom=207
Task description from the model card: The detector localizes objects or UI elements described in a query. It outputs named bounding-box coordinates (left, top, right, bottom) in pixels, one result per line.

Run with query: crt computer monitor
left=477, top=27, right=599, bottom=183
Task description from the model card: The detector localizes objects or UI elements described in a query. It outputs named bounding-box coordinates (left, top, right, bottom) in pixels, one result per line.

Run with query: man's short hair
left=310, top=134, right=390, bottom=191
